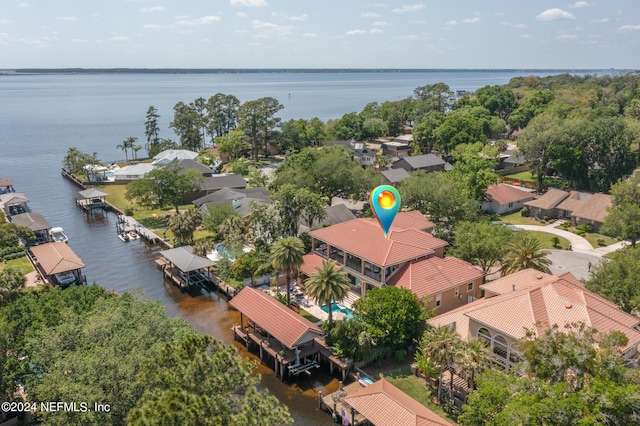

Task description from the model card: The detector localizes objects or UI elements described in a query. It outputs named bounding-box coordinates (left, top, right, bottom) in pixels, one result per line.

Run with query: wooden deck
left=319, top=381, right=368, bottom=425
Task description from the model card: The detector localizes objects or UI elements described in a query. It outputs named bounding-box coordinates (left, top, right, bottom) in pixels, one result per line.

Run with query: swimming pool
left=215, top=243, right=236, bottom=261
left=105, top=171, right=115, bottom=179
left=320, top=302, right=354, bottom=320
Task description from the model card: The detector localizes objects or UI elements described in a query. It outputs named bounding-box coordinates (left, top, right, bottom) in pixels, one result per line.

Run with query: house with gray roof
left=0, top=192, right=29, bottom=217
left=380, top=168, right=410, bottom=186
left=186, top=174, right=248, bottom=203
left=194, top=187, right=270, bottom=218
left=169, top=159, right=214, bottom=177
left=0, top=178, right=15, bottom=194
left=298, top=203, right=357, bottom=234
left=10, top=212, right=52, bottom=244
left=391, top=153, right=451, bottom=173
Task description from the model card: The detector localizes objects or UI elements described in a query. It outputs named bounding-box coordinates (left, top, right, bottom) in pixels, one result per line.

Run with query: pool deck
left=265, top=285, right=358, bottom=324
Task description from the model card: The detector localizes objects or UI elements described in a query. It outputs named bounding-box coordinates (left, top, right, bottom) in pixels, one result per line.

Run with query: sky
left=0, top=0, right=639, bottom=69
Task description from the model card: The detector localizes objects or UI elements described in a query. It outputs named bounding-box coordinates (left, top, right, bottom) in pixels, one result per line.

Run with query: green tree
left=202, top=204, right=240, bottom=236
left=144, top=105, right=161, bottom=150
left=117, top=137, right=137, bottom=162
left=128, top=334, right=292, bottom=425
left=457, top=339, right=492, bottom=391
left=450, top=221, right=512, bottom=279
left=353, top=286, right=429, bottom=349
left=329, top=112, right=363, bottom=141
left=168, top=208, right=202, bottom=246
left=475, top=85, right=518, bottom=122
left=206, top=93, right=240, bottom=139
left=220, top=215, right=246, bottom=258
left=517, top=112, right=563, bottom=193
left=0, top=222, right=35, bottom=248
left=412, top=110, right=444, bottom=153
left=231, top=249, right=273, bottom=286
left=413, top=82, right=454, bottom=113
left=272, top=184, right=326, bottom=236
left=450, top=142, right=499, bottom=203
left=500, top=235, right=551, bottom=276
left=418, top=326, right=461, bottom=400
left=238, top=97, right=284, bottom=160
left=62, top=147, right=100, bottom=177
left=0, top=267, right=25, bottom=306
left=305, top=259, right=350, bottom=324
left=586, top=247, right=640, bottom=313
left=170, top=101, right=203, bottom=151
left=508, top=89, right=554, bottom=130
left=602, top=173, right=640, bottom=247
left=399, top=171, right=479, bottom=241
left=215, top=129, right=251, bottom=160
left=270, top=237, right=305, bottom=307
left=125, top=166, right=204, bottom=214
left=433, top=107, right=496, bottom=155
left=148, top=138, right=178, bottom=158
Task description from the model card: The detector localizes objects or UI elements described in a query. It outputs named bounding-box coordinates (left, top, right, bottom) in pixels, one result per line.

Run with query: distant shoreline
left=0, top=68, right=631, bottom=76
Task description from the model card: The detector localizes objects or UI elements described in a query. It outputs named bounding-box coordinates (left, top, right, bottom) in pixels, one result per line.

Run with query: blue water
left=320, top=302, right=354, bottom=320
left=215, top=243, right=236, bottom=261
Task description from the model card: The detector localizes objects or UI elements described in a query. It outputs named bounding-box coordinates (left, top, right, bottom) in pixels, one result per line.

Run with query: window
left=508, top=202, right=514, bottom=208
left=478, top=328, right=491, bottom=346
left=454, top=287, right=459, bottom=297
left=435, top=294, right=441, bottom=307
left=467, top=282, right=473, bottom=291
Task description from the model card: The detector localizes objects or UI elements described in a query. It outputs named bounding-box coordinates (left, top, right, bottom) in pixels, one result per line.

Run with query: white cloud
left=557, top=34, right=577, bottom=39
left=588, top=34, right=601, bottom=38
left=141, top=6, right=165, bottom=13
left=72, top=38, right=88, bottom=43
left=230, top=0, right=267, bottom=7
left=346, top=29, right=369, bottom=35
left=301, top=32, right=318, bottom=37
left=500, top=22, right=526, bottom=28
left=289, top=14, right=308, bottom=21
left=399, top=34, right=419, bottom=40
left=568, top=1, right=589, bottom=8
left=111, top=36, right=130, bottom=42
left=391, top=4, right=425, bottom=14
left=56, top=16, right=77, bottom=21
left=0, top=19, right=11, bottom=24
left=143, top=24, right=164, bottom=29
left=617, top=24, right=640, bottom=32
left=372, top=21, right=391, bottom=27
left=370, top=28, right=383, bottom=34
left=445, top=20, right=457, bottom=26
left=589, top=18, right=609, bottom=23
left=521, top=34, right=535, bottom=40
left=251, top=20, right=293, bottom=37
left=19, top=3, right=30, bottom=7
left=362, top=12, right=381, bottom=18
left=536, top=8, right=576, bottom=21
left=236, top=12, right=247, bottom=18
left=463, top=17, right=480, bottom=24
left=177, top=16, right=221, bottom=25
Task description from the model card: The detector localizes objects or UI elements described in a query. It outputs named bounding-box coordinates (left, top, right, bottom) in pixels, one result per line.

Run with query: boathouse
left=231, top=287, right=352, bottom=382
left=29, top=242, right=86, bottom=287
left=76, top=188, right=109, bottom=213
left=0, top=192, right=29, bottom=217
left=0, top=178, right=15, bottom=195
left=158, top=246, right=216, bottom=290
left=10, top=212, right=52, bottom=245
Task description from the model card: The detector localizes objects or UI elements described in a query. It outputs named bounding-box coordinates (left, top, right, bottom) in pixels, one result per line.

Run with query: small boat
left=49, top=227, right=69, bottom=243
left=118, top=233, right=130, bottom=242
left=128, top=231, right=140, bottom=240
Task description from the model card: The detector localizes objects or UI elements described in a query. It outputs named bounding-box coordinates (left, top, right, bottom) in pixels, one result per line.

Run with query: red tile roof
left=429, top=270, right=640, bottom=353
left=342, top=378, right=452, bottom=426
left=300, top=253, right=332, bottom=277
left=309, top=213, right=447, bottom=267
left=390, top=210, right=435, bottom=231
left=480, top=269, right=556, bottom=296
left=485, top=184, right=533, bottom=205
left=387, top=257, right=483, bottom=299
left=29, top=242, right=85, bottom=275
left=229, top=287, right=324, bottom=349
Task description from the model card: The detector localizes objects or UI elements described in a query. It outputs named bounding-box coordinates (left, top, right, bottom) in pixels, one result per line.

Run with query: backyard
left=0, top=256, right=34, bottom=274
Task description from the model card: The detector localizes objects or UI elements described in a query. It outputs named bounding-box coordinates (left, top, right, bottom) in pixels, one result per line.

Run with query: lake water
left=0, top=70, right=607, bottom=423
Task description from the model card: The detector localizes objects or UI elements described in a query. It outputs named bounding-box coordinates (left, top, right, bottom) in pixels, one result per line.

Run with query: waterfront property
left=230, top=287, right=353, bottom=382
left=193, top=186, right=270, bottom=218
left=428, top=269, right=640, bottom=371
left=28, top=242, right=86, bottom=287
left=303, top=211, right=448, bottom=300
left=0, top=177, right=15, bottom=194
left=0, top=192, right=30, bottom=217
left=76, top=188, right=109, bottom=214
left=322, top=378, right=452, bottom=426
left=10, top=212, right=52, bottom=245
left=158, top=246, right=216, bottom=291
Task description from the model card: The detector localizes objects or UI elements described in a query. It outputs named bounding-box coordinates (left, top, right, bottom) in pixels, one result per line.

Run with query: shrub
left=124, top=206, right=134, bottom=216
left=520, top=207, right=529, bottom=217
left=551, top=236, right=560, bottom=247
left=543, top=215, right=550, bottom=222
left=561, top=222, right=571, bottom=229
left=394, top=349, right=407, bottom=361
left=576, top=223, right=593, bottom=232
left=597, top=238, right=606, bottom=247
left=576, top=230, right=586, bottom=237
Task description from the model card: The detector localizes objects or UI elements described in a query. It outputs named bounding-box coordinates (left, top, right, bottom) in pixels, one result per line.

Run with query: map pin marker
left=369, top=185, right=401, bottom=238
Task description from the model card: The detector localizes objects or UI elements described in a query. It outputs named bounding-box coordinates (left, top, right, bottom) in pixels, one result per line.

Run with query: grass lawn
left=299, top=308, right=320, bottom=323
left=496, top=211, right=540, bottom=226
left=584, top=233, right=618, bottom=248
left=514, top=230, right=571, bottom=250
left=386, top=373, right=459, bottom=424
left=503, top=170, right=536, bottom=182
left=0, top=256, right=34, bottom=274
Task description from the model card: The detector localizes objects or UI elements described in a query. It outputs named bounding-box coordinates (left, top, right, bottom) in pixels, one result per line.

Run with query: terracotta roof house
left=381, top=168, right=411, bottom=186
left=341, top=378, right=452, bottom=426
left=10, top=212, right=52, bottom=244
left=386, top=256, right=484, bottom=313
left=0, top=192, right=30, bottom=217
left=481, top=183, right=534, bottom=215
left=0, top=178, right=14, bottom=194
left=391, top=154, right=451, bottom=173
left=194, top=187, right=270, bottom=218
left=305, top=212, right=449, bottom=298
left=428, top=270, right=640, bottom=371
left=524, top=190, right=612, bottom=231
left=29, top=242, right=86, bottom=287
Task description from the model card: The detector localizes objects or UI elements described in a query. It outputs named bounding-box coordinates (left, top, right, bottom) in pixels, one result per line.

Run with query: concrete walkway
left=510, top=221, right=594, bottom=253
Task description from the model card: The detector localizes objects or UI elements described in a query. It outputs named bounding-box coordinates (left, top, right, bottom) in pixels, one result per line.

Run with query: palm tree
left=169, top=209, right=202, bottom=246
left=116, top=141, right=129, bottom=162
left=133, top=145, right=143, bottom=161
left=420, top=326, right=461, bottom=401
left=305, top=259, right=350, bottom=324
left=456, top=339, right=492, bottom=391
left=270, top=236, right=305, bottom=307
left=500, top=235, right=552, bottom=276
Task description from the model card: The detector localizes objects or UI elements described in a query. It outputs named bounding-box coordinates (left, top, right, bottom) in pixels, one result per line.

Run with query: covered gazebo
left=10, top=212, right=52, bottom=244
left=76, top=188, right=109, bottom=213
left=158, top=246, right=216, bottom=290
left=0, top=192, right=29, bottom=217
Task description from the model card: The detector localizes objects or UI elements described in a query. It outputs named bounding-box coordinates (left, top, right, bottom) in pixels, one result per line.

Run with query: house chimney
left=565, top=302, right=573, bottom=309
left=512, top=284, right=516, bottom=291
